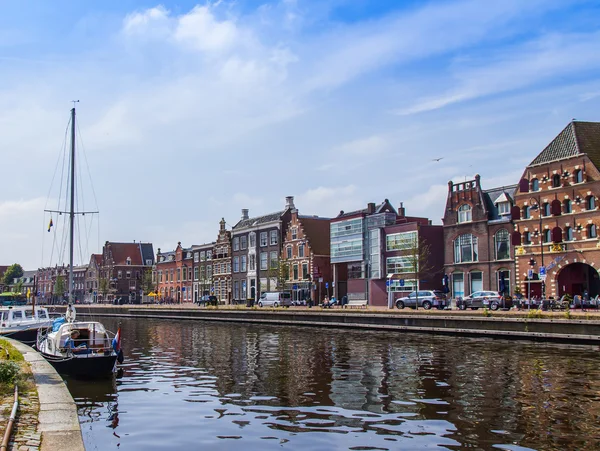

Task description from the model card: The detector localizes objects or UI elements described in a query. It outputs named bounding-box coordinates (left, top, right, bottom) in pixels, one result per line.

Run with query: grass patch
left=0, top=339, right=35, bottom=397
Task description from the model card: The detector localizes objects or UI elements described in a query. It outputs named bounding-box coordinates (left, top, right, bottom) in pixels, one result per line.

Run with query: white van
left=257, top=292, right=292, bottom=307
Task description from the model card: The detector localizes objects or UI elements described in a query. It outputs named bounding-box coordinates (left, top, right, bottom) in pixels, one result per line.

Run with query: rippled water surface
left=64, top=317, right=600, bottom=450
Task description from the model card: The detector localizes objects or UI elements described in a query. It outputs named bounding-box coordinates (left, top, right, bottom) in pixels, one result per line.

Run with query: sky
left=1, top=0, right=599, bottom=270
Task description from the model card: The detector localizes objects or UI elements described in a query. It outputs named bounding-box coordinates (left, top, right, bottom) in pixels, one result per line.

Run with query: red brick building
left=513, top=121, right=600, bottom=299
left=156, top=242, right=194, bottom=303
left=213, top=218, right=232, bottom=304
left=442, top=175, right=517, bottom=299
left=282, top=208, right=331, bottom=303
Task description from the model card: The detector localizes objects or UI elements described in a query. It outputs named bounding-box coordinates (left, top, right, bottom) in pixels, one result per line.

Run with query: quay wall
left=71, top=306, right=600, bottom=344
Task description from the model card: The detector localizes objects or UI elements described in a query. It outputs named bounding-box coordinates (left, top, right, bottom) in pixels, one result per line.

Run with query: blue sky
left=1, top=0, right=599, bottom=269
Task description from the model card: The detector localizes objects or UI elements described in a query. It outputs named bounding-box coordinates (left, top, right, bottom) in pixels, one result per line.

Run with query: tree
left=142, top=268, right=155, bottom=295
left=2, top=263, right=24, bottom=287
left=266, top=258, right=290, bottom=291
left=54, top=275, right=66, bottom=303
left=99, top=275, right=110, bottom=303
left=403, top=229, right=433, bottom=309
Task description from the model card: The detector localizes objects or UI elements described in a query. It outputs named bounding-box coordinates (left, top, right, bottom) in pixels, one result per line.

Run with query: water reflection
left=67, top=317, right=600, bottom=450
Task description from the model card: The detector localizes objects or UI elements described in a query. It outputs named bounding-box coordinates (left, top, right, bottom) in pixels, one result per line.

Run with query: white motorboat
left=0, top=305, right=53, bottom=345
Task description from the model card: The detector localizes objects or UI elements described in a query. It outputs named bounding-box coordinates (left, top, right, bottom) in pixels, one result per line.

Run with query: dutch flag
left=112, top=327, right=121, bottom=353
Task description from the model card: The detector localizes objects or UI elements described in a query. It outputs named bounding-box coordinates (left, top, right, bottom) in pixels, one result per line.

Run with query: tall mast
left=68, top=107, right=76, bottom=304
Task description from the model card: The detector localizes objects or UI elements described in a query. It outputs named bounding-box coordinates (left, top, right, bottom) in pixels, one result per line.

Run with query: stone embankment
left=7, top=340, right=84, bottom=451
left=72, top=305, right=600, bottom=344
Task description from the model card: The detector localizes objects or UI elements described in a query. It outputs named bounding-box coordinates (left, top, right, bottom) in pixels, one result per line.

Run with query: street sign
left=540, top=274, right=547, bottom=281
left=528, top=269, right=533, bottom=279
left=182, top=287, right=186, bottom=291
left=319, top=277, right=323, bottom=283
left=399, top=279, right=405, bottom=287
left=325, top=282, right=329, bottom=289
left=293, top=284, right=298, bottom=290
left=386, top=280, right=390, bottom=287
left=37, top=291, right=41, bottom=296
left=332, top=282, right=335, bottom=287
left=539, top=266, right=546, bottom=277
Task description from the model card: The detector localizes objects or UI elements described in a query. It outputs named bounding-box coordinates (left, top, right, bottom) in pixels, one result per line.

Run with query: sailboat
left=36, top=106, right=123, bottom=378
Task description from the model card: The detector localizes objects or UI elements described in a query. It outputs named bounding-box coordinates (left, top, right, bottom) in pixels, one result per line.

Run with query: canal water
left=64, top=317, right=600, bottom=450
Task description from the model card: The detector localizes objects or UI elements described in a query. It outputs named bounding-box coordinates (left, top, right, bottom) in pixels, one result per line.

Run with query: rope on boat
left=0, top=385, right=18, bottom=451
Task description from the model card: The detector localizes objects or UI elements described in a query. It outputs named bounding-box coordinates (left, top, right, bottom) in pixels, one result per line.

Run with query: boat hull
left=0, top=326, right=44, bottom=345
left=39, top=351, right=118, bottom=378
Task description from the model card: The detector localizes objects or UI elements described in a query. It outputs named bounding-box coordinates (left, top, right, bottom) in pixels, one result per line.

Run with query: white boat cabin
left=46, top=321, right=113, bottom=355
left=1, top=307, right=50, bottom=328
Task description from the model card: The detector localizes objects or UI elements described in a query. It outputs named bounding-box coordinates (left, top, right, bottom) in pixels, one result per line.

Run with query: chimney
left=285, top=196, right=295, bottom=209
left=398, top=202, right=406, bottom=217
left=367, top=202, right=376, bottom=214
left=241, top=209, right=249, bottom=220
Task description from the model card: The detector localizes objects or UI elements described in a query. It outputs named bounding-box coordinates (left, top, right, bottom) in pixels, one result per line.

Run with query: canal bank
left=71, top=306, right=600, bottom=344
left=7, top=339, right=85, bottom=451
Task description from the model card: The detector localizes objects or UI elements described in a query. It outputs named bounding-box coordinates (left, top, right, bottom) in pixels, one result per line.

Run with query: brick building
left=84, top=254, right=102, bottom=303
left=191, top=242, right=215, bottom=303
left=36, top=265, right=68, bottom=304
left=156, top=242, right=194, bottom=303
left=513, top=121, right=600, bottom=299
left=213, top=219, right=232, bottom=304
left=442, top=175, right=517, bottom=298
left=281, top=208, right=331, bottom=303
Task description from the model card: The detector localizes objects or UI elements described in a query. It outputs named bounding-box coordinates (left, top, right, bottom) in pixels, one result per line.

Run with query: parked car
left=195, top=295, right=218, bottom=306
left=395, top=290, right=448, bottom=310
left=456, top=291, right=513, bottom=310
left=257, top=292, right=292, bottom=308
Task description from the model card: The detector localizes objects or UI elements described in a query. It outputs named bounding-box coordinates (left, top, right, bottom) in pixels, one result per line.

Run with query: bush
left=0, top=361, right=20, bottom=384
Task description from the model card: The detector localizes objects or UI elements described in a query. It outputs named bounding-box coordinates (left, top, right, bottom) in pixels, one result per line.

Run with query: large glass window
left=454, top=234, right=478, bottom=263
left=302, top=263, right=308, bottom=279
left=260, top=253, right=268, bottom=270
left=369, top=229, right=380, bottom=279
left=270, top=251, right=278, bottom=269
left=286, top=246, right=292, bottom=259
left=386, top=256, right=413, bottom=274
left=331, top=239, right=363, bottom=259
left=497, top=202, right=510, bottom=215
left=293, top=265, right=298, bottom=280
left=330, top=218, right=363, bottom=238
left=249, top=254, right=256, bottom=271
left=386, top=231, right=417, bottom=251
left=543, top=229, right=552, bottom=243
left=249, top=233, right=256, bottom=248
left=458, top=204, right=472, bottom=223
left=542, top=203, right=551, bottom=217
left=241, top=256, right=247, bottom=272
left=348, top=263, right=362, bottom=279
left=298, top=243, right=305, bottom=258
left=470, top=271, right=483, bottom=294
left=495, top=229, right=510, bottom=260
left=523, top=231, right=531, bottom=245
left=453, top=273, right=464, bottom=298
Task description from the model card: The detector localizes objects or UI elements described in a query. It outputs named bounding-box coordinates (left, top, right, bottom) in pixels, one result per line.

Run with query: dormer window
left=458, top=204, right=472, bottom=223
left=497, top=202, right=510, bottom=215
left=126, top=257, right=132, bottom=265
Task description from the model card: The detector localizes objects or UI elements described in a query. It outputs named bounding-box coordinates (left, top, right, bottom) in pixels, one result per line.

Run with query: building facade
left=281, top=208, right=331, bottom=303
left=84, top=254, right=102, bottom=303
left=156, top=242, right=194, bottom=303
left=191, top=242, right=215, bottom=303
left=442, top=175, right=517, bottom=299
left=213, top=219, right=232, bottom=304
left=513, top=121, right=600, bottom=299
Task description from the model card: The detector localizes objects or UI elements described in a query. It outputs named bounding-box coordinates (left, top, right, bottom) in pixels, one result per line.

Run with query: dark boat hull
left=0, top=327, right=43, bottom=346
left=40, top=351, right=118, bottom=378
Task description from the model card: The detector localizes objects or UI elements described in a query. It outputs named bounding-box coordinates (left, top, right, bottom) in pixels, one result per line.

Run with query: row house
left=36, top=265, right=67, bottom=303
left=513, top=121, right=600, bottom=299
left=156, top=242, right=193, bottom=303
left=101, top=241, right=155, bottom=303
left=281, top=208, right=331, bottom=302
left=231, top=196, right=294, bottom=303
left=213, top=219, right=232, bottom=304
left=9, top=270, right=37, bottom=297
left=191, top=242, right=215, bottom=303
left=72, top=265, right=87, bottom=302
left=442, top=175, right=517, bottom=299
left=84, top=254, right=102, bottom=303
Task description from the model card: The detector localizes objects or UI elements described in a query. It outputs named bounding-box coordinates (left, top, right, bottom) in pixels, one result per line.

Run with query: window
left=458, top=204, right=472, bottom=223
left=176, top=269, right=180, bottom=281
left=552, top=174, right=561, bottom=188
left=386, top=231, right=417, bottom=251
left=260, top=252, right=268, bottom=270
left=207, top=265, right=212, bottom=278
left=498, top=269, right=510, bottom=295
left=543, top=229, right=552, bottom=243
left=497, top=202, right=510, bottom=215
left=495, top=229, right=510, bottom=260
left=563, top=199, right=572, bottom=214
left=292, top=264, right=298, bottom=280
left=170, top=269, right=174, bottom=282
left=387, top=256, right=413, bottom=274
left=270, top=251, right=278, bottom=269
left=126, top=271, right=131, bottom=279
left=249, top=254, right=256, bottom=271
left=260, top=232, right=268, bottom=247
left=206, top=250, right=212, bottom=260
left=574, top=169, right=583, bottom=183
left=453, top=273, right=464, bottom=298
left=298, top=243, right=305, bottom=258
left=249, top=233, right=256, bottom=248
left=586, top=196, right=596, bottom=210
left=233, top=237, right=239, bottom=251
left=240, top=236, right=247, bottom=250
left=158, top=270, right=162, bottom=282
left=564, top=227, right=573, bottom=241
left=241, top=280, right=247, bottom=299
left=194, top=252, right=199, bottom=263
left=194, top=267, right=199, bottom=281
left=522, top=206, right=530, bottom=219
left=241, top=256, right=247, bottom=272
left=270, top=230, right=278, bottom=245
left=291, top=227, right=298, bottom=239
left=523, top=232, right=531, bottom=245
left=588, top=224, right=597, bottom=239
left=470, top=271, right=483, bottom=294
left=531, top=178, right=539, bottom=191
left=118, top=271, right=122, bottom=279
left=331, top=219, right=363, bottom=238
left=200, top=251, right=206, bottom=261
left=331, top=239, right=363, bottom=259
left=286, top=246, right=292, bottom=259
left=182, top=268, right=187, bottom=281
left=348, top=263, right=362, bottom=279
left=302, top=263, right=308, bottom=279
left=454, top=234, right=478, bottom=263
left=234, top=281, right=239, bottom=300
left=233, top=256, right=239, bottom=273
left=542, top=203, right=551, bottom=217
left=126, top=257, right=131, bottom=265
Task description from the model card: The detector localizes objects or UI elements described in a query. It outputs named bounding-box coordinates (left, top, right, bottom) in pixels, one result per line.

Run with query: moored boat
left=0, top=305, right=53, bottom=345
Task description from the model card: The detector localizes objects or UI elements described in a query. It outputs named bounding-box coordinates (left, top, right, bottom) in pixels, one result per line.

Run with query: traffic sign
left=399, top=279, right=405, bottom=287
left=528, top=269, right=533, bottom=279
left=386, top=280, right=390, bottom=287
left=293, top=284, right=298, bottom=290
left=540, top=274, right=547, bottom=281
left=325, top=282, right=329, bottom=288
left=539, top=266, right=546, bottom=277
left=319, top=277, right=323, bottom=283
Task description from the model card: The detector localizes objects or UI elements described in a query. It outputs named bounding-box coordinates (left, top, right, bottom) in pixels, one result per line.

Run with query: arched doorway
left=556, top=262, right=600, bottom=297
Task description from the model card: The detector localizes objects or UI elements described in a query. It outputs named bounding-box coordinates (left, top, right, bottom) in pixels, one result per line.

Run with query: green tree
left=99, top=275, right=110, bottom=302
left=403, top=228, right=433, bottom=309
left=142, top=268, right=155, bottom=295
left=2, top=264, right=24, bottom=287
left=266, top=258, right=290, bottom=291
left=54, top=275, right=66, bottom=302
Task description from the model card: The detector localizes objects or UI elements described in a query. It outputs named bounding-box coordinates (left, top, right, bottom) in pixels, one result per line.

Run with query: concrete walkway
left=9, top=339, right=84, bottom=451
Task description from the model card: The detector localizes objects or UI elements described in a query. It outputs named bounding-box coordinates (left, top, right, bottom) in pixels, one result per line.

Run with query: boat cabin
left=48, top=322, right=112, bottom=355
left=1, top=307, right=50, bottom=328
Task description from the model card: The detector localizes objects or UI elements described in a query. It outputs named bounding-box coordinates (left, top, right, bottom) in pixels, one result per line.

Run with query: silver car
left=395, top=290, right=447, bottom=310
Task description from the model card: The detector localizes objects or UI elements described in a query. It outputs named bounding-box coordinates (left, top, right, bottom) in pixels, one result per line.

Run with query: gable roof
left=233, top=210, right=285, bottom=230
left=335, top=199, right=397, bottom=219
left=298, top=216, right=331, bottom=255
left=529, top=121, right=600, bottom=169
left=108, top=242, right=150, bottom=266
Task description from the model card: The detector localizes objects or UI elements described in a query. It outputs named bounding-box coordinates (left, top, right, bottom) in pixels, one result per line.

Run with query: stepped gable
left=298, top=215, right=330, bottom=255
left=529, top=121, right=600, bottom=169
left=92, top=254, right=103, bottom=266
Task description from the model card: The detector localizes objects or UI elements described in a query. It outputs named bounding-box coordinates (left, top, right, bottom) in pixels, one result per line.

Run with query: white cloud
left=296, top=185, right=363, bottom=217
left=332, top=135, right=387, bottom=156
left=173, top=6, right=239, bottom=53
